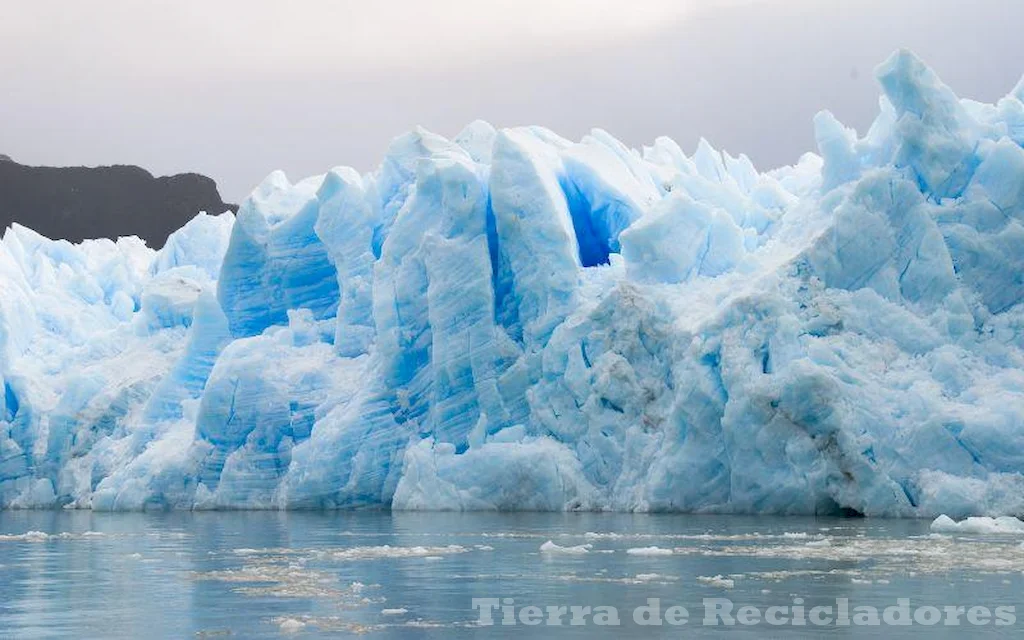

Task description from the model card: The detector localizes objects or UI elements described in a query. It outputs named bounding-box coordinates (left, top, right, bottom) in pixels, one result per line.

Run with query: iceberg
left=3, top=50, right=1024, bottom=517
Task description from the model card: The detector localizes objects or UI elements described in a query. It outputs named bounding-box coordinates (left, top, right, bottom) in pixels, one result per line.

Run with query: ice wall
left=3, top=51, right=1024, bottom=518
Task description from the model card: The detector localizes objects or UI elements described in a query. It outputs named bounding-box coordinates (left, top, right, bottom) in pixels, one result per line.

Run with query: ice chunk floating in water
left=4, top=51, right=1024, bottom=517
left=930, top=515, right=1024, bottom=535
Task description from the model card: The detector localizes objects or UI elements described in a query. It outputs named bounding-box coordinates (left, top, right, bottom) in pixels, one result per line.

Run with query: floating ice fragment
left=625, top=546, right=674, bottom=556
left=697, top=575, right=735, bottom=589
left=540, top=541, right=592, bottom=554
left=0, top=531, right=50, bottom=541
left=931, top=515, right=1024, bottom=535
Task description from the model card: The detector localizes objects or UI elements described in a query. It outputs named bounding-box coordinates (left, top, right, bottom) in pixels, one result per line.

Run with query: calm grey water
left=0, top=511, right=1021, bottom=638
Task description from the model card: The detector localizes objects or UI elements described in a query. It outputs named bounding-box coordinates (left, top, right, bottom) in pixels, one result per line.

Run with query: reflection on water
left=0, top=510, right=1021, bottom=638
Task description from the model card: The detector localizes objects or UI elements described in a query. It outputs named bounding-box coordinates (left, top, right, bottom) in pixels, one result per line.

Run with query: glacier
left=3, top=50, right=1024, bottom=517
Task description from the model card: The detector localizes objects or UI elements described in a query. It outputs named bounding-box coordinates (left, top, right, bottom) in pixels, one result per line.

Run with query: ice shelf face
left=3, top=50, right=1024, bottom=516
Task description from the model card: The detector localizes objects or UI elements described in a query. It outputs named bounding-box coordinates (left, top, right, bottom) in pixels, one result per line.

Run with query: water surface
left=1, top=511, right=1020, bottom=638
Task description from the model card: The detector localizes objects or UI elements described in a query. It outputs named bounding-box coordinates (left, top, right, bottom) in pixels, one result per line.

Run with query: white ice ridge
left=3, top=50, right=1024, bottom=516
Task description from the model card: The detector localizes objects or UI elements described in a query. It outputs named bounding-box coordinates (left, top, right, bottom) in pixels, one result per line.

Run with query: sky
left=2, top=0, right=1023, bottom=202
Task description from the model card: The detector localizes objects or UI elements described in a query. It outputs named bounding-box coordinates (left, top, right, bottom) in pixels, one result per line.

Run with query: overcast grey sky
left=2, top=0, right=1023, bottom=201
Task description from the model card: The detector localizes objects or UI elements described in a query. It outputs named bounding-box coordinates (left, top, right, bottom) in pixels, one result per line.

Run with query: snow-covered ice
left=3, top=51, right=1024, bottom=517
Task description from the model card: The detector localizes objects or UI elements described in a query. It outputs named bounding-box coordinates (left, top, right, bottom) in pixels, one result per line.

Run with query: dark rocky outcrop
left=0, top=156, right=237, bottom=247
